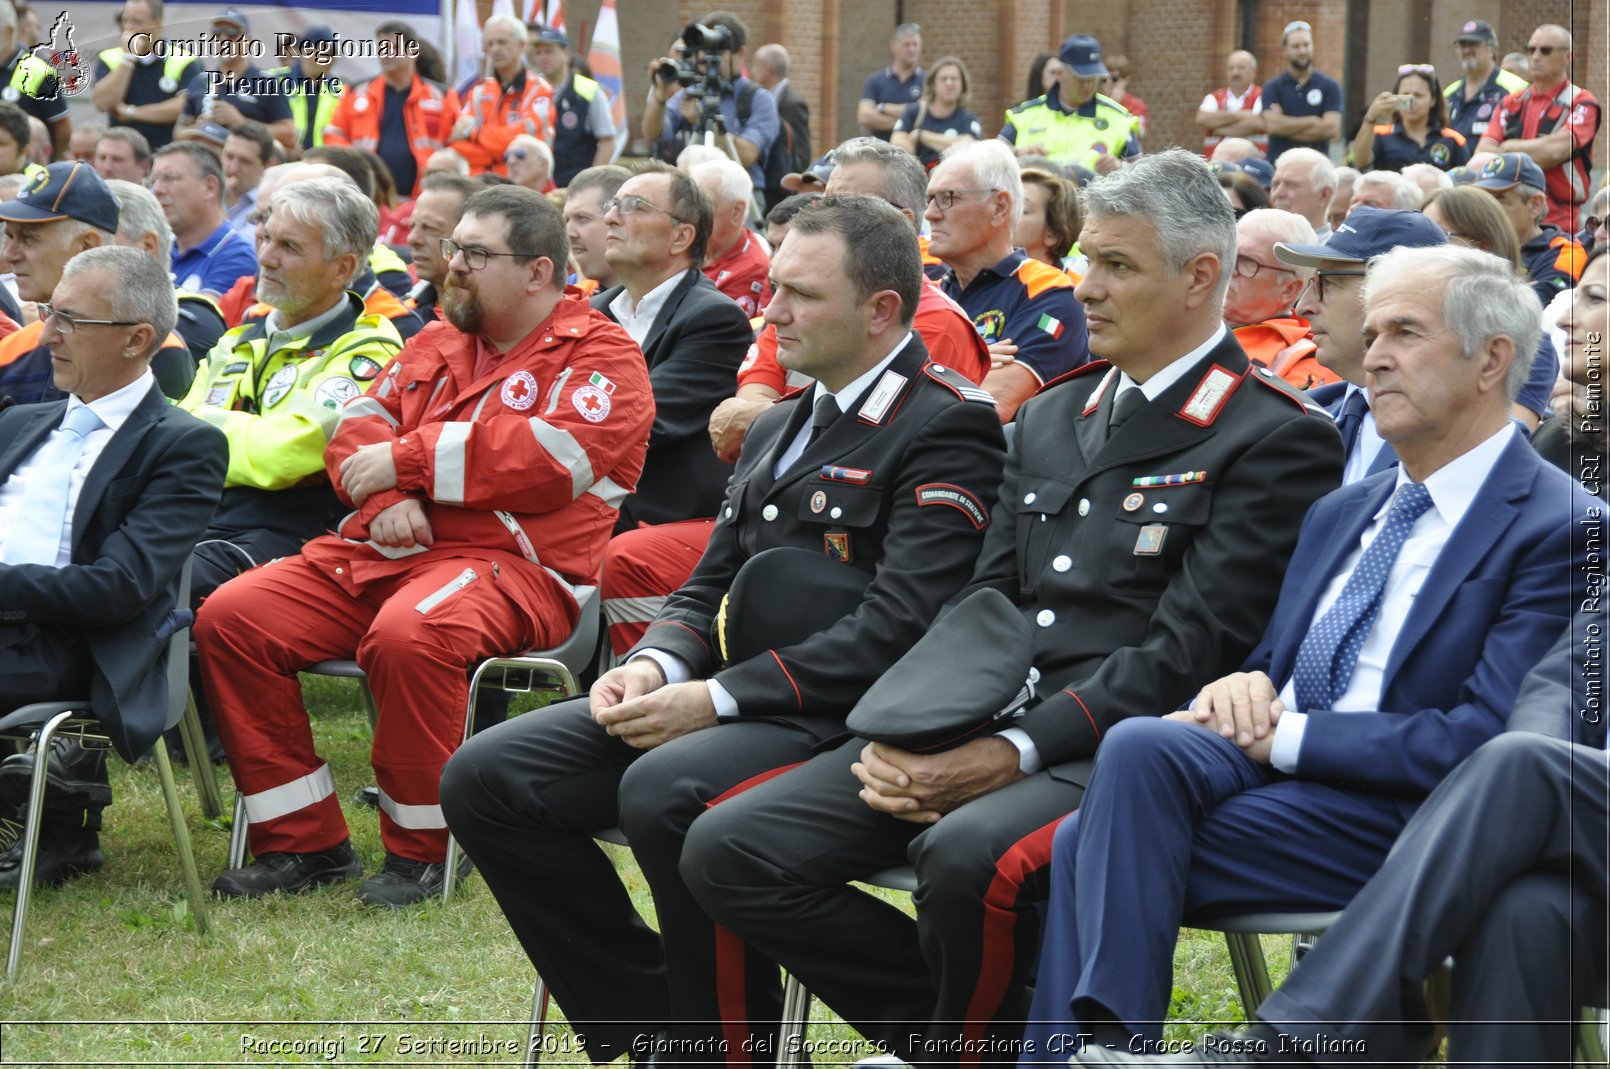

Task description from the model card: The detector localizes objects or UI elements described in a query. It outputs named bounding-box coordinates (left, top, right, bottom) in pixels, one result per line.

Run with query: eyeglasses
left=1234, top=255, right=1295, bottom=279
left=440, top=238, right=537, bottom=271
left=1305, top=268, right=1366, bottom=302
left=1528, top=45, right=1560, bottom=55
left=601, top=194, right=685, bottom=223
left=38, top=302, right=141, bottom=334
left=505, top=149, right=528, bottom=161
left=1397, top=63, right=1436, bottom=75
left=925, top=187, right=995, bottom=211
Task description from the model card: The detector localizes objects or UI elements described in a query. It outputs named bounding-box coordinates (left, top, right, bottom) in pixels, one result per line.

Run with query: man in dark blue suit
left=0, top=246, right=227, bottom=886
left=1020, top=241, right=1600, bottom=1058
left=1071, top=612, right=1606, bottom=1065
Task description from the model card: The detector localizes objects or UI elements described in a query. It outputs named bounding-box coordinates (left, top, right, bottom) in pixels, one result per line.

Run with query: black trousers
left=684, top=738, right=1093, bottom=1067
left=0, top=622, right=104, bottom=831
left=440, top=697, right=834, bottom=1066
left=1260, top=733, right=1609, bottom=1066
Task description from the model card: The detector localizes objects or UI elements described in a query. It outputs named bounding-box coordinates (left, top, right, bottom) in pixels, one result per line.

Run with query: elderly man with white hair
left=1226, top=207, right=1336, bottom=390
left=1350, top=168, right=1423, bottom=211
left=503, top=134, right=553, bottom=193
left=690, top=156, right=770, bottom=315
left=1270, top=146, right=1336, bottom=239
left=446, top=14, right=553, bottom=176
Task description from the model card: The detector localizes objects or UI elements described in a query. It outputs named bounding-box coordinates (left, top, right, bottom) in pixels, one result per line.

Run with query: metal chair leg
left=1222, top=931, right=1275, bottom=1018
left=179, top=690, right=223, bottom=819
left=1578, top=1006, right=1607, bottom=1066
left=777, top=971, right=813, bottom=1069
left=6, top=710, right=75, bottom=982
left=526, top=977, right=550, bottom=1068
left=358, top=681, right=380, bottom=732
left=152, top=737, right=209, bottom=935
left=227, top=793, right=248, bottom=870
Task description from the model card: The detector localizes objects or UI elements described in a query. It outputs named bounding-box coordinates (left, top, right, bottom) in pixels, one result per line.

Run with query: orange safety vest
left=1234, top=317, right=1339, bottom=392
left=449, top=68, right=553, bottom=175
left=324, top=73, right=459, bottom=197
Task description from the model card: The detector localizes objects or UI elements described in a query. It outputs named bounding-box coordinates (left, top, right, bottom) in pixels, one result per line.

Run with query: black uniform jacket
left=960, top=332, right=1344, bottom=773
left=633, top=333, right=1006, bottom=727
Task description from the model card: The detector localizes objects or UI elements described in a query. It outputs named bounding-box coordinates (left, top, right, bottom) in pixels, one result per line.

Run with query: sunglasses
left=1528, top=45, right=1560, bottom=55
left=1397, top=63, right=1435, bottom=75
left=505, top=149, right=527, bottom=161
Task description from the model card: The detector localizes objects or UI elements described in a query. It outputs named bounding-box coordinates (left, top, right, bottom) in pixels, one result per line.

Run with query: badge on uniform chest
left=1133, top=524, right=1167, bottom=555
left=825, top=531, right=852, bottom=563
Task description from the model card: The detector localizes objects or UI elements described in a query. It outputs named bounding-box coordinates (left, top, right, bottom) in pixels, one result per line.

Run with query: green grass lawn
left=0, top=677, right=1281, bottom=1066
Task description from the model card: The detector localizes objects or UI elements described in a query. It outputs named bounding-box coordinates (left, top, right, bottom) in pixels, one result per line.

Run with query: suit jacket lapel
left=0, top=402, right=63, bottom=479
left=71, top=384, right=165, bottom=548
left=641, top=269, right=701, bottom=362
left=1379, top=435, right=1530, bottom=686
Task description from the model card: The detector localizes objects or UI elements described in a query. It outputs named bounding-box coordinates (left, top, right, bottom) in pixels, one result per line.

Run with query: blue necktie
left=1335, top=390, right=1368, bottom=475
left=1292, top=482, right=1434, bottom=711
left=1, top=404, right=106, bottom=566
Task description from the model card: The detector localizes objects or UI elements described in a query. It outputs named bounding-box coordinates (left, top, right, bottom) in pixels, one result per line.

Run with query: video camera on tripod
left=655, top=22, right=738, bottom=139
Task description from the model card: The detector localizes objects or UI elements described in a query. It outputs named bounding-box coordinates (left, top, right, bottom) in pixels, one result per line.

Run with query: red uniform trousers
left=600, top=519, right=716, bottom=656
left=196, top=552, right=567, bottom=862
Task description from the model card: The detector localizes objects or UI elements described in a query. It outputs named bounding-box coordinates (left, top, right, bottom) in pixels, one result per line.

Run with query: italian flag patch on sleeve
left=588, top=371, right=616, bottom=394
left=1037, top=313, right=1064, bottom=339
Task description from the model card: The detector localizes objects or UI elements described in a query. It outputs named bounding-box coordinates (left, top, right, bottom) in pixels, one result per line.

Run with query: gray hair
left=1239, top=208, right=1316, bottom=278
left=106, top=178, right=172, bottom=254
left=790, top=194, right=922, bottom=327
left=831, top=136, right=927, bottom=223
left=691, top=156, right=753, bottom=215
left=62, top=245, right=177, bottom=358
left=1275, top=147, right=1337, bottom=195
left=508, top=135, right=553, bottom=171
left=1083, top=147, right=1238, bottom=304
left=1400, top=163, right=1451, bottom=194
left=267, top=177, right=377, bottom=278
left=754, top=43, right=788, bottom=77
left=940, top=138, right=1023, bottom=229
left=483, top=14, right=528, bottom=43
left=1364, top=244, right=1541, bottom=400
left=1356, top=170, right=1422, bottom=211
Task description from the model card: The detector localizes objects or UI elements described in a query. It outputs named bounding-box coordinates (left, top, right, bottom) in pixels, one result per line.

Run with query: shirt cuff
left=631, top=649, right=691, bottom=686
left=708, top=680, right=739, bottom=722
left=996, top=727, right=1042, bottom=775
left=1269, top=711, right=1308, bottom=774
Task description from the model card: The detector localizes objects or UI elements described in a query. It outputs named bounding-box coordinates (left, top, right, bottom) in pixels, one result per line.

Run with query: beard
left=442, top=276, right=484, bottom=334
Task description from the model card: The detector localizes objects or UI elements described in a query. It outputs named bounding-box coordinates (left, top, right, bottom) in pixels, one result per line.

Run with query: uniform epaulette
left=1008, top=96, right=1047, bottom=115
left=924, top=362, right=996, bottom=405
left=1249, top=365, right=1322, bottom=414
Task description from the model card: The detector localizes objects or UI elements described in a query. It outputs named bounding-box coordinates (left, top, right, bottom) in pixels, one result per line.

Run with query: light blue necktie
left=1, top=404, right=106, bottom=566
left=1292, top=482, right=1434, bottom=711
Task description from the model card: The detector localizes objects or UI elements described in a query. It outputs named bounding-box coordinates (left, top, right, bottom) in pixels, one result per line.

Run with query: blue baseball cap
left=1058, top=34, right=1108, bottom=79
left=1274, top=205, right=1447, bottom=267
left=0, top=162, right=119, bottom=232
left=532, top=26, right=569, bottom=49
left=298, top=25, right=337, bottom=48
left=211, top=8, right=250, bottom=35
left=1235, top=157, right=1275, bottom=188
left=1473, top=152, right=1548, bottom=193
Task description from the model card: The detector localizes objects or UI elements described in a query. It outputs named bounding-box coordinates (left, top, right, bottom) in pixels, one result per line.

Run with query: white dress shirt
left=608, top=268, right=691, bottom=348
left=1340, top=382, right=1388, bottom=485
left=0, top=370, right=156, bottom=567
left=1269, top=422, right=1517, bottom=771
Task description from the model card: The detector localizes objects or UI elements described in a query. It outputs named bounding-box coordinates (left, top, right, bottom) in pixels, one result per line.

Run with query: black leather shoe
left=0, top=828, right=104, bottom=888
left=211, top=840, right=362, bottom=898
left=355, top=851, right=472, bottom=907
left=0, top=737, right=111, bottom=808
left=1072, top=1028, right=1296, bottom=1064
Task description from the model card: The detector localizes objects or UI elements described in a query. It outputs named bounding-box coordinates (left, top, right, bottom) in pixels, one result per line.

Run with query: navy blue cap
left=176, top=122, right=232, bottom=148
left=1058, top=34, right=1107, bottom=79
left=0, top=162, right=119, bottom=232
left=1274, top=205, right=1447, bottom=266
left=1455, top=19, right=1497, bottom=44
left=211, top=8, right=250, bottom=35
left=532, top=26, right=569, bottom=49
left=1236, top=157, right=1274, bottom=188
left=298, top=25, right=337, bottom=48
left=782, top=150, right=835, bottom=192
left=1473, top=152, right=1548, bottom=193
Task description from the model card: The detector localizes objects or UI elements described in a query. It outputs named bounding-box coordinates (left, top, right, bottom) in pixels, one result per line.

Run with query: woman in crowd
left=891, top=56, right=981, bottom=168
left=1015, top=166, right=1082, bottom=274
left=1023, top=52, right=1060, bottom=105
left=1351, top=64, right=1469, bottom=172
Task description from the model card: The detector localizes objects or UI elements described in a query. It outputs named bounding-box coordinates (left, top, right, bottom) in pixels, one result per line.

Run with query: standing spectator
left=92, top=126, right=151, bottom=182
left=221, top=120, right=272, bottom=241
left=324, top=22, right=459, bottom=200
left=892, top=56, right=982, bottom=169
left=1261, top=20, right=1342, bottom=161
left=1444, top=19, right=1527, bottom=142
left=1001, top=35, right=1141, bottom=175
left=447, top=16, right=552, bottom=178
left=0, top=1, right=68, bottom=157
left=403, top=172, right=475, bottom=324
left=1015, top=166, right=1081, bottom=271
left=176, top=10, right=295, bottom=154
left=0, top=101, right=32, bottom=179
left=267, top=27, right=344, bottom=155
left=690, top=157, right=770, bottom=316
left=752, top=44, right=811, bottom=173
left=1198, top=50, right=1266, bottom=158
left=92, top=0, right=202, bottom=153
left=1500, top=52, right=1530, bottom=81
left=1477, top=24, right=1602, bottom=232
left=1473, top=152, right=1586, bottom=309
left=527, top=26, right=615, bottom=188
left=1024, top=53, right=1061, bottom=105
left=1352, top=65, right=1470, bottom=172
left=503, top=134, right=554, bottom=193
left=858, top=22, right=924, bottom=141
left=152, top=143, right=257, bottom=298
left=1102, top=54, right=1149, bottom=136
left=642, top=12, right=778, bottom=193
left=1270, top=147, right=1337, bottom=240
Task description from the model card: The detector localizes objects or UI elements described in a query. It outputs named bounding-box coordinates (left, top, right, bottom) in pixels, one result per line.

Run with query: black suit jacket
left=633, top=335, right=1005, bottom=725
left=772, top=81, right=813, bottom=173
left=961, top=335, right=1345, bottom=770
left=0, top=383, right=227, bottom=759
left=594, top=270, right=754, bottom=532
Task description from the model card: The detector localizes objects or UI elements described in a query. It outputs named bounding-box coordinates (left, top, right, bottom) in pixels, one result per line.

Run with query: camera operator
left=641, top=11, right=779, bottom=192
